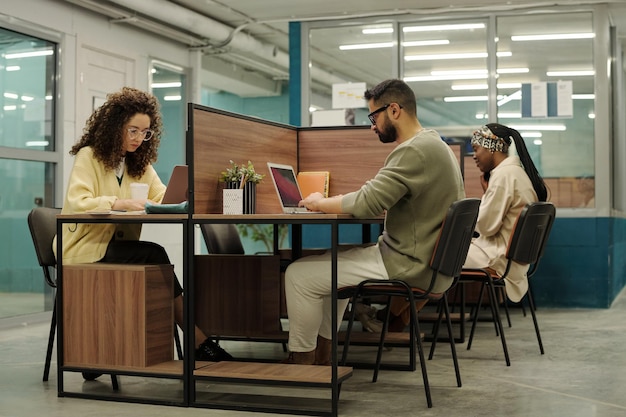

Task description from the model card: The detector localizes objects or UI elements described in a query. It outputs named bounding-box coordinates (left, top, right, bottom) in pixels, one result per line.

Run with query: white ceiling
left=64, top=0, right=626, bottom=98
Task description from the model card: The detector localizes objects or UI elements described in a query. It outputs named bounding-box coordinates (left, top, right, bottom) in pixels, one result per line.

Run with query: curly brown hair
left=70, top=87, right=163, bottom=178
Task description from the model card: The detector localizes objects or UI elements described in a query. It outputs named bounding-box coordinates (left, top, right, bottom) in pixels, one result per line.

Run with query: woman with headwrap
left=465, top=123, right=548, bottom=301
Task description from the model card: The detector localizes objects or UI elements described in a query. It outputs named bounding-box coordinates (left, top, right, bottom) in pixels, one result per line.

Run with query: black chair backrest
left=507, top=202, right=556, bottom=266
left=200, top=223, right=245, bottom=254
left=27, top=207, right=61, bottom=287
left=430, top=198, right=481, bottom=279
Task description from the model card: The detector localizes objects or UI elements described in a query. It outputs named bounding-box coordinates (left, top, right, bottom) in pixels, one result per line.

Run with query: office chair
left=27, top=207, right=120, bottom=386
left=201, top=223, right=246, bottom=255
left=459, top=201, right=556, bottom=366
left=338, top=198, right=480, bottom=408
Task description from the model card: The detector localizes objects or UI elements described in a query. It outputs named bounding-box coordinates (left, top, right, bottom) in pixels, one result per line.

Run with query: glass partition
left=150, top=61, right=187, bottom=179
left=308, top=23, right=395, bottom=126
left=0, top=26, right=58, bottom=318
left=306, top=11, right=596, bottom=208
left=0, top=27, right=56, bottom=151
left=401, top=19, right=488, bottom=136
left=496, top=12, right=595, bottom=208
left=0, top=159, right=56, bottom=317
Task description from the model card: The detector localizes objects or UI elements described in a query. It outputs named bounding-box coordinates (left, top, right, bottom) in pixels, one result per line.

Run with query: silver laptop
left=267, top=162, right=322, bottom=213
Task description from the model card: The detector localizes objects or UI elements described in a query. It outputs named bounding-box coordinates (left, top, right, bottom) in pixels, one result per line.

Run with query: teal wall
left=0, top=214, right=43, bottom=292
left=522, top=217, right=626, bottom=308
left=288, top=21, right=302, bottom=127
left=610, top=217, right=626, bottom=300
left=201, top=89, right=290, bottom=124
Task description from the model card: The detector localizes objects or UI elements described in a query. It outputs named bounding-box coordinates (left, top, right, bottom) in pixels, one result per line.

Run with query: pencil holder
left=225, top=181, right=256, bottom=214
left=223, top=189, right=243, bottom=215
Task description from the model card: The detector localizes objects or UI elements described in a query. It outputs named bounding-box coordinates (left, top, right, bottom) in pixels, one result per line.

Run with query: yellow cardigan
left=53, top=146, right=166, bottom=264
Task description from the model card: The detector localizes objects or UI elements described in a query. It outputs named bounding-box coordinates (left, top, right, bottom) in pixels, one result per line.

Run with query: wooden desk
left=55, top=213, right=189, bottom=405
left=191, top=213, right=383, bottom=417
left=55, top=212, right=381, bottom=416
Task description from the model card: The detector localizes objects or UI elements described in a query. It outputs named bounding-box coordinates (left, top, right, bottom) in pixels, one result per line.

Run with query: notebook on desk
left=267, top=162, right=323, bottom=214
left=161, top=165, right=188, bottom=204
left=297, top=171, right=330, bottom=198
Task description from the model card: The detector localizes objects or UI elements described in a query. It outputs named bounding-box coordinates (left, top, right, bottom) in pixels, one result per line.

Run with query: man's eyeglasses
left=367, top=104, right=390, bottom=125
left=127, top=128, right=154, bottom=141
left=368, top=103, right=403, bottom=125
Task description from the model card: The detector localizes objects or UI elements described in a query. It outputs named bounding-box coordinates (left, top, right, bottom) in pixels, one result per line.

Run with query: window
left=0, top=27, right=58, bottom=318
left=306, top=11, right=596, bottom=208
left=150, top=61, right=187, bottom=178
left=496, top=12, right=595, bottom=208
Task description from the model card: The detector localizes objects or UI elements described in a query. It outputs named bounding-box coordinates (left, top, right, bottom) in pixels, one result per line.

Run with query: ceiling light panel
left=511, top=33, right=594, bottom=41
left=403, top=23, right=485, bottom=33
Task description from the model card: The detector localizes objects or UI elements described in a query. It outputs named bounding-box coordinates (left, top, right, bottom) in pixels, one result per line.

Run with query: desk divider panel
left=189, top=105, right=298, bottom=214
left=297, top=126, right=388, bottom=196
left=298, top=127, right=465, bottom=197
left=188, top=105, right=467, bottom=213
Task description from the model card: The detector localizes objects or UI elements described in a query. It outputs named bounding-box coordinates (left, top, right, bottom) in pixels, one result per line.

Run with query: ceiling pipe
left=107, top=0, right=347, bottom=87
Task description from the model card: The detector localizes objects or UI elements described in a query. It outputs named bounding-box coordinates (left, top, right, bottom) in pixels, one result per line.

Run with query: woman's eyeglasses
left=127, top=128, right=154, bottom=141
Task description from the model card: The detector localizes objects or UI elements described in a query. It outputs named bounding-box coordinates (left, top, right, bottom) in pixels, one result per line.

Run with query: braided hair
left=485, top=123, right=548, bottom=202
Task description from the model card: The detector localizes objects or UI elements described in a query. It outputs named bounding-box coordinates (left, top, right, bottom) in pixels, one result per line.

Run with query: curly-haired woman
left=54, top=87, right=230, bottom=368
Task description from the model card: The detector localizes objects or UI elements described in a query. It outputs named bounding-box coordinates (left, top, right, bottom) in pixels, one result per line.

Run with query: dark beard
left=377, top=123, right=397, bottom=143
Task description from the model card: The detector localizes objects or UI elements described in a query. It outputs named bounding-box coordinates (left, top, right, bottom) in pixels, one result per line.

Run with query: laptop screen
left=268, top=164, right=302, bottom=208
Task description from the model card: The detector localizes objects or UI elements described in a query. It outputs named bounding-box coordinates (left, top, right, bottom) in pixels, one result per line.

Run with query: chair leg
left=467, top=282, right=487, bottom=350
left=43, top=297, right=57, bottom=382
left=111, top=374, right=119, bottom=391
left=428, top=294, right=462, bottom=388
left=377, top=293, right=432, bottom=407
left=174, top=326, right=183, bottom=360
left=427, top=302, right=443, bottom=360
left=459, top=283, right=466, bottom=342
left=472, top=281, right=501, bottom=337
left=442, top=295, right=462, bottom=387
left=340, top=297, right=358, bottom=366
left=410, top=300, right=432, bottom=408
left=484, top=284, right=501, bottom=336
left=526, top=291, right=545, bottom=354
left=372, top=296, right=393, bottom=382
left=499, top=287, right=512, bottom=328
left=485, top=280, right=511, bottom=366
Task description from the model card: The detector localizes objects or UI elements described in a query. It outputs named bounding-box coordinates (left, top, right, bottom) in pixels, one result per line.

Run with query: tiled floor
left=1, top=289, right=626, bottom=417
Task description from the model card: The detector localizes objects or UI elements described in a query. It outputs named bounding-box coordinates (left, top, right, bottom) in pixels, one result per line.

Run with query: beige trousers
left=284, top=244, right=388, bottom=352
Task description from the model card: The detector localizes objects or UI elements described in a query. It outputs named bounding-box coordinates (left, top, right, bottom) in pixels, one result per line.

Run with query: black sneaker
left=195, top=338, right=233, bottom=362
left=82, top=372, right=102, bottom=381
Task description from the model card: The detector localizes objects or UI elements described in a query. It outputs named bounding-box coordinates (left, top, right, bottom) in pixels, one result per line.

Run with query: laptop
left=162, top=165, right=188, bottom=204
left=267, top=162, right=322, bottom=213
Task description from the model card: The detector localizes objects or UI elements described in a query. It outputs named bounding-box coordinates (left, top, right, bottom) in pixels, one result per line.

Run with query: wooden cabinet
left=194, top=255, right=283, bottom=338
left=62, top=263, right=174, bottom=368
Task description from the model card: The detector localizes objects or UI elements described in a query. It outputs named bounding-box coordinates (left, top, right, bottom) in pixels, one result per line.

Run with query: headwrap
left=471, top=125, right=510, bottom=153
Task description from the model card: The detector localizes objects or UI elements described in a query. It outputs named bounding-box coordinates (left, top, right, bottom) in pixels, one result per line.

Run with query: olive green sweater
left=341, top=129, right=465, bottom=293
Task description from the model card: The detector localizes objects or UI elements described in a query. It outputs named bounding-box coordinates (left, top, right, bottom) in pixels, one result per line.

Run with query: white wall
left=3, top=0, right=197, bottom=281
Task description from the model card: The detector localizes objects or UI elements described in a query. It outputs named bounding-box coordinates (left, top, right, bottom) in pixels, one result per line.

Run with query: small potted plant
left=220, top=160, right=264, bottom=188
left=219, top=160, right=264, bottom=214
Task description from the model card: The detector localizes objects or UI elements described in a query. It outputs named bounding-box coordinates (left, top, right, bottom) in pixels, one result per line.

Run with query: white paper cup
left=223, top=189, right=243, bottom=215
left=130, top=182, right=149, bottom=200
